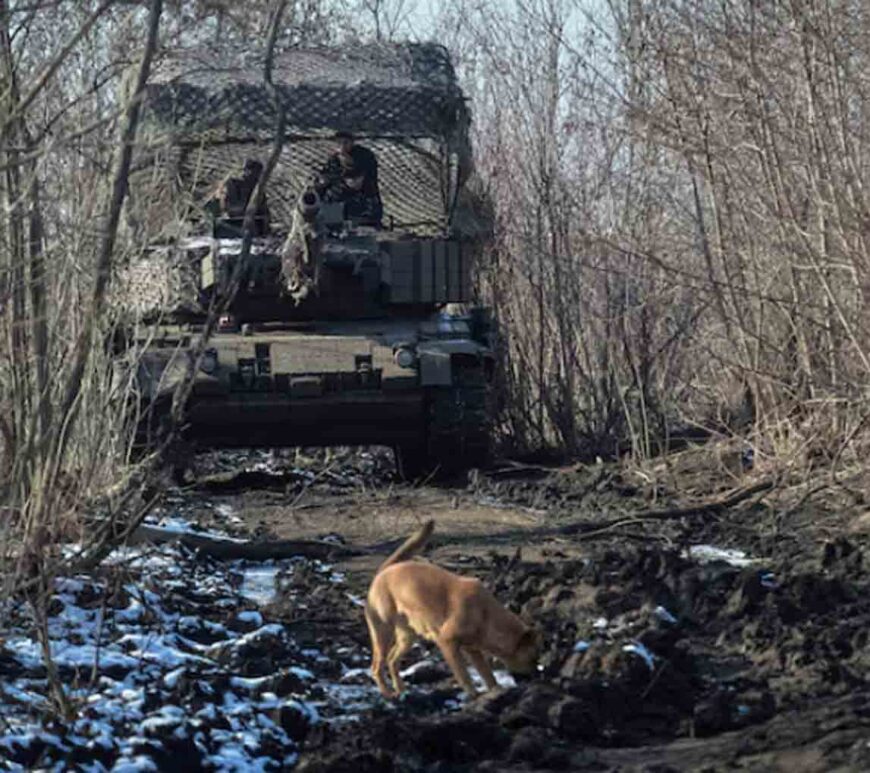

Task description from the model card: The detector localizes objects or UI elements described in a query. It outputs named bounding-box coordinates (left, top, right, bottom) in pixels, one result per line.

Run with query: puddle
left=240, top=564, right=280, bottom=605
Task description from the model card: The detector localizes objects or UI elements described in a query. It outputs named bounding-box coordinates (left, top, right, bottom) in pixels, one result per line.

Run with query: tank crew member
left=316, top=131, right=383, bottom=227
left=206, top=158, right=270, bottom=237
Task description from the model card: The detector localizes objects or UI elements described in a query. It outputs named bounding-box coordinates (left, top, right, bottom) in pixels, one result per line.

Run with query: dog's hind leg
left=386, top=626, right=415, bottom=696
left=465, top=648, right=498, bottom=691
left=437, top=636, right=477, bottom=695
left=365, top=606, right=395, bottom=698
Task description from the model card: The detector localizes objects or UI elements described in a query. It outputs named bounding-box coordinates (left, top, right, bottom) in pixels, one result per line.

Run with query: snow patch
left=687, top=544, right=755, bottom=567
left=240, top=564, right=280, bottom=606
left=653, top=606, right=678, bottom=624
left=623, top=641, right=656, bottom=670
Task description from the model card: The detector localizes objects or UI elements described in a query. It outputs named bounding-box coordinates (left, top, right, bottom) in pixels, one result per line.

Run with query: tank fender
left=417, top=340, right=490, bottom=386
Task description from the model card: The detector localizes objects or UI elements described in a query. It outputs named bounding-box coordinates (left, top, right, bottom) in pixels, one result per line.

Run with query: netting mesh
left=112, top=246, right=203, bottom=319
left=128, top=136, right=453, bottom=237
left=130, top=42, right=470, bottom=237
left=143, top=42, right=469, bottom=140
left=119, top=43, right=476, bottom=316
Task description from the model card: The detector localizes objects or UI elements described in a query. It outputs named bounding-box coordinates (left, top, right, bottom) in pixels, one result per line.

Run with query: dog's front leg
left=437, top=636, right=478, bottom=695
left=465, top=648, right=498, bottom=691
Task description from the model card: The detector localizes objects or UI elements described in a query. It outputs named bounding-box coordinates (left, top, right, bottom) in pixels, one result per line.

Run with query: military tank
left=118, top=43, right=494, bottom=480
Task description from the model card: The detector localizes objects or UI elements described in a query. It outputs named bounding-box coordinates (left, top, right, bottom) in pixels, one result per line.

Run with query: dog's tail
left=377, top=519, right=434, bottom=574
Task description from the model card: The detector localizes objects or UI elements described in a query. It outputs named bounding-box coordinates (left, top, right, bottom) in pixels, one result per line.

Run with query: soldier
left=206, top=158, right=270, bottom=237
left=316, top=131, right=383, bottom=227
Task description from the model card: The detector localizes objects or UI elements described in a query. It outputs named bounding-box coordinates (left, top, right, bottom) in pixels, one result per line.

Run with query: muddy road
left=3, top=448, right=870, bottom=771
left=168, top=449, right=870, bottom=771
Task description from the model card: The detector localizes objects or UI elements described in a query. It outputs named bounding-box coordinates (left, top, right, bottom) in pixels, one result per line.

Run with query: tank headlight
left=394, top=347, right=416, bottom=369
left=200, top=348, right=219, bottom=374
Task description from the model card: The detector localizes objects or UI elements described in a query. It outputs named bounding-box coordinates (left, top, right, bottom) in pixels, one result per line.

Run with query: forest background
left=3, top=0, right=870, bottom=601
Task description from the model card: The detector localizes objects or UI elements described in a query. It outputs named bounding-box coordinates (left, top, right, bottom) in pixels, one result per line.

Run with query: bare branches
left=56, top=0, right=163, bottom=454
left=430, top=0, right=870, bottom=469
left=1, top=0, right=115, bottom=135
left=0, top=0, right=168, bottom=714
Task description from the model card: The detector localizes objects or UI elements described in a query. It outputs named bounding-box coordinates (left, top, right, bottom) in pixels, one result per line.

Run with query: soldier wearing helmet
left=316, top=131, right=383, bottom=227
left=206, top=158, right=270, bottom=237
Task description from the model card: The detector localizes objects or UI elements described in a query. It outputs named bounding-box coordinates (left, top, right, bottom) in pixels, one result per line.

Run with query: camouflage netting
left=114, top=246, right=204, bottom=319
left=143, top=43, right=469, bottom=140
left=128, top=137, right=454, bottom=238
left=128, top=42, right=472, bottom=238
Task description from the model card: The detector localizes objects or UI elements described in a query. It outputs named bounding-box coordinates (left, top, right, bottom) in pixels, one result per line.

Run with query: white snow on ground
left=398, top=659, right=434, bottom=680
left=490, top=670, right=517, bottom=689
left=760, top=572, right=778, bottom=589
left=686, top=544, right=756, bottom=567
left=215, top=503, right=244, bottom=527
left=3, top=503, right=696, bottom=769
left=397, top=658, right=516, bottom=692
left=580, top=605, right=679, bottom=671
left=653, top=606, right=678, bottom=624
left=0, top=528, right=335, bottom=771
left=2, top=512, right=453, bottom=770
left=623, top=641, right=657, bottom=670
left=145, top=514, right=244, bottom=543
left=241, top=565, right=280, bottom=606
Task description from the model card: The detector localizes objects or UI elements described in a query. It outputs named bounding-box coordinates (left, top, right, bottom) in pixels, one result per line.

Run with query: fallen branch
left=190, top=470, right=309, bottom=494
left=128, top=524, right=365, bottom=560
left=559, top=479, right=776, bottom=537
left=568, top=518, right=660, bottom=541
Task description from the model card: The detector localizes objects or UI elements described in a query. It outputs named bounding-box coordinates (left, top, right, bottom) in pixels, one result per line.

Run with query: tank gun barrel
left=298, top=188, right=321, bottom=223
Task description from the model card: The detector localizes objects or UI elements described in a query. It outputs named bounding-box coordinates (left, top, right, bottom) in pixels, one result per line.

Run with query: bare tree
left=355, top=0, right=417, bottom=40
left=429, top=0, right=701, bottom=459
left=416, top=0, right=870, bottom=476
left=0, top=0, right=165, bottom=716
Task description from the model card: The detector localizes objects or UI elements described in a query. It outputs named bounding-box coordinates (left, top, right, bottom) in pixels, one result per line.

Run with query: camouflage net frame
left=130, top=43, right=472, bottom=238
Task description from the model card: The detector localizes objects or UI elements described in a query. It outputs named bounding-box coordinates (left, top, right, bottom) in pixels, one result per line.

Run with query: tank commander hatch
left=205, top=158, right=270, bottom=237
left=315, top=131, right=383, bottom=227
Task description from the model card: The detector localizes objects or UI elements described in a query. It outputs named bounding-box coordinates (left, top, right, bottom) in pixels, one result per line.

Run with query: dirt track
left=5, top=449, right=867, bottom=770
left=173, top=450, right=870, bottom=772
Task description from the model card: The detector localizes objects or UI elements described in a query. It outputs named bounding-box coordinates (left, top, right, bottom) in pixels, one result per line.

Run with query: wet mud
left=285, top=460, right=870, bottom=772
left=4, top=451, right=870, bottom=771
left=298, top=535, right=870, bottom=771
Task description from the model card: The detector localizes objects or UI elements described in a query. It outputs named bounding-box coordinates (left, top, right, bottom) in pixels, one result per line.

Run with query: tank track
left=397, top=364, right=492, bottom=480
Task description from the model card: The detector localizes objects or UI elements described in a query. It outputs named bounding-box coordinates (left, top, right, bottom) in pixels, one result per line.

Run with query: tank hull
left=132, top=315, right=494, bottom=479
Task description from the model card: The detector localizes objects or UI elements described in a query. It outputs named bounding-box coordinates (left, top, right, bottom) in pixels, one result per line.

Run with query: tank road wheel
left=395, top=362, right=492, bottom=482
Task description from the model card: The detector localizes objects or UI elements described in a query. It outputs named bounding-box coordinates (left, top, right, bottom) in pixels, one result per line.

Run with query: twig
left=571, top=518, right=662, bottom=541
left=128, top=524, right=366, bottom=561
left=558, top=479, right=776, bottom=537
left=288, top=457, right=342, bottom=510
left=640, top=660, right=669, bottom=701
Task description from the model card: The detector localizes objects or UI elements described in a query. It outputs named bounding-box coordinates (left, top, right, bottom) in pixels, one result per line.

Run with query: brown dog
left=365, top=519, right=541, bottom=697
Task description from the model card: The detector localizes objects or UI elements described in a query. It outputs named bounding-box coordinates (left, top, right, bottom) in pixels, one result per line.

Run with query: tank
left=117, top=43, right=495, bottom=480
